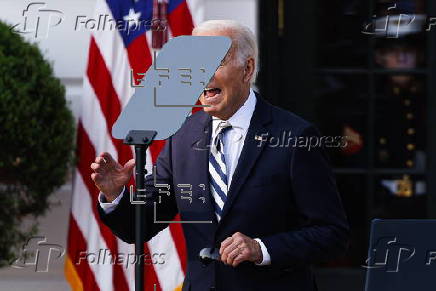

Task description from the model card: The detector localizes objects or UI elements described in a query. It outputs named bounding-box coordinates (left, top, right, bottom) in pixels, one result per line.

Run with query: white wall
left=0, top=0, right=94, bottom=78
left=204, top=0, right=257, bottom=37
left=0, top=0, right=95, bottom=119
left=0, top=1, right=256, bottom=290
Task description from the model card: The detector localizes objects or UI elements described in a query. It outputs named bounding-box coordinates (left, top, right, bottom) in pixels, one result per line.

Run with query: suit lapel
left=218, top=94, right=272, bottom=224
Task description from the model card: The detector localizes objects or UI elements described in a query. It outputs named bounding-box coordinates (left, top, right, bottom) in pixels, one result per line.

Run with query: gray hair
left=192, top=20, right=258, bottom=84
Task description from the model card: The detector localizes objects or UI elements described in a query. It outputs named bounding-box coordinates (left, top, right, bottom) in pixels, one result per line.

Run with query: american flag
left=64, top=0, right=203, bottom=290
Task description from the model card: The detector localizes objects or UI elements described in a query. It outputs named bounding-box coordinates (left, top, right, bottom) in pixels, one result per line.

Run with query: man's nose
left=206, top=76, right=216, bottom=87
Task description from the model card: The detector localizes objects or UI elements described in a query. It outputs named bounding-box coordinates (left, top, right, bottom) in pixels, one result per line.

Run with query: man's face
left=193, top=29, right=251, bottom=120
left=379, top=47, right=417, bottom=69
left=376, top=47, right=418, bottom=86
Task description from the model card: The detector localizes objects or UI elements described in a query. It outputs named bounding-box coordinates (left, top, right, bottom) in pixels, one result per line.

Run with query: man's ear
left=243, top=57, right=255, bottom=83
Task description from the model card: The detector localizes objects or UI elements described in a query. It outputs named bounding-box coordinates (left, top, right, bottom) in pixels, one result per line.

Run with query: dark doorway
left=257, top=0, right=436, bottom=289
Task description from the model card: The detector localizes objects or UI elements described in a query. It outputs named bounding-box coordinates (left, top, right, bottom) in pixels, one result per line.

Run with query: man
left=92, top=20, right=349, bottom=291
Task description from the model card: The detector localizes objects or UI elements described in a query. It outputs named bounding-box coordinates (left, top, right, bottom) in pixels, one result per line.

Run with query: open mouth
left=203, top=88, right=222, bottom=98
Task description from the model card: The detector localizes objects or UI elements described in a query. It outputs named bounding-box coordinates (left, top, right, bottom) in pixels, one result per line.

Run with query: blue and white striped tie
left=209, top=121, right=232, bottom=221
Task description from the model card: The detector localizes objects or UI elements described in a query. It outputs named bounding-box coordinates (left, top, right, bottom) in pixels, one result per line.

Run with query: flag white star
left=123, top=8, right=141, bottom=29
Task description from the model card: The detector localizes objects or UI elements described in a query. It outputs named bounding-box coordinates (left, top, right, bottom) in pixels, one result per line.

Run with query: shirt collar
left=211, top=88, right=257, bottom=135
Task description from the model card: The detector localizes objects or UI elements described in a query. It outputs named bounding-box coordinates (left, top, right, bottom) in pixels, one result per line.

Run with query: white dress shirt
left=210, top=89, right=255, bottom=188
left=99, top=88, right=271, bottom=265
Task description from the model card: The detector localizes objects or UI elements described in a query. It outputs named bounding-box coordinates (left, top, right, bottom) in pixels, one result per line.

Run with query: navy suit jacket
left=98, top=93, right=350, bottom=291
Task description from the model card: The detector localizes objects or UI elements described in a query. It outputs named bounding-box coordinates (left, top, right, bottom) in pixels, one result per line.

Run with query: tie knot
left=213, top=121, right=232, bottom=152
left=217, top=121, right=232, bottom=135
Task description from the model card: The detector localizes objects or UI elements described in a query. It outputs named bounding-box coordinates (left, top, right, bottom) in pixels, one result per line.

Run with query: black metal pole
left=134, top=145, right=147, bottom=291
left=123, top=130, right=156, bottom=291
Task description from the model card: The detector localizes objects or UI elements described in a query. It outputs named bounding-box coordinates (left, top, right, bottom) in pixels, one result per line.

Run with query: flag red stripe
left=69, top=2, right=198, bottom=289
left=126, top=34, right=153, bottom=86
left=86, top=34, right=164, bottom=290
left=149, top=142, right=188, bottom=273
left=67, top=214, right=100, bottom=291
left=169, top=215, right=188, bottom=273
left=149, top=140, right=167, bottom=160
left=85, top=34, right=134, bottom=196
left=168, top=1, right=194, bottom=36
left=122, top=32, right=167, bottom=291
left=76, top=122, right=130, bottom=291
left=77, top=122, right=160, bottom=290
left=87, top=37, right=122, bottom=133
left=86, top=37, right=133, bottom=168
left=144, top=262, right=162, bottom=291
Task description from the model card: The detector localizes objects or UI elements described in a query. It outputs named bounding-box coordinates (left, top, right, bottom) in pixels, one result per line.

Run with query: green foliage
left=0, top=21, right=75, bottom=266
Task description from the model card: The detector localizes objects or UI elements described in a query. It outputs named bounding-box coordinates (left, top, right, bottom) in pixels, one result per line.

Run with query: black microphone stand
left=124, top=130, right=157, bottom=291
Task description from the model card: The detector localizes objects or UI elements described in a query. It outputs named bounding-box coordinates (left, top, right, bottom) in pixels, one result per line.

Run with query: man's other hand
left=90, top=152, right=135, bottom=202
left=219, top=232, right=262, bottom=267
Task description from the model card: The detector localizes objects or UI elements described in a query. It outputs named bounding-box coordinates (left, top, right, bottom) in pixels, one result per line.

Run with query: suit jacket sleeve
left=97, top=136, right=178, bottom=244
left=261, top=125, right=350, bottom=268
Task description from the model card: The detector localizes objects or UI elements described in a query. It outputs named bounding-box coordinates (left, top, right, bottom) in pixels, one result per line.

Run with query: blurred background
left=0, top=0, right=435, bottom=290
left=257, top=0, right=436, bottom=289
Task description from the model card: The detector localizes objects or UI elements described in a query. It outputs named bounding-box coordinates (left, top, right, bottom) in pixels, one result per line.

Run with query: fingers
left=219, top=237, right=233, bottom=256
left=221, top=240, right=246, bottom=266
left=226, top=247, right=242, bottom=266
left=90, top=159, right=109, bottom=174
left=220, top=236, right=244, bottom=266
left=91, top=152, right=116, bottom=174
left=91, top=172, right=102, bottom=184
left=123, top=159, right=136, bottom=173
left=220, top=232, right=258, bottom=267
left=231, top=250, right=246, bottom=267
left=100, top=152, right=115, bottom=164
left=95, top=156, right=106, bottom=164
left=90, top=162, right=103, bottom=173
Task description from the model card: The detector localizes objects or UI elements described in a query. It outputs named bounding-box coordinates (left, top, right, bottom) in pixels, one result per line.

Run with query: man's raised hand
left=90, top=152, right=135, bottom=202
